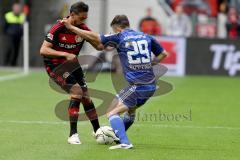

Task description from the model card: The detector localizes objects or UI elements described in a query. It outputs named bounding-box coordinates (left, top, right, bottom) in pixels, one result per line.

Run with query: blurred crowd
left=139, top=0, right=240, bottom=39
left=1, top=0, right=240, bottom=67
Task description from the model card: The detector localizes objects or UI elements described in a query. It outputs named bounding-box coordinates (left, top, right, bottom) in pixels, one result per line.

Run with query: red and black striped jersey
left=44, top=20, right=90, bottom=67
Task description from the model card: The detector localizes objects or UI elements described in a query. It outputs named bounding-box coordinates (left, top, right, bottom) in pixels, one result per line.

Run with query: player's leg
left=108, top=84, right=156, bottom=149
left=67, top=84, right=83, bottom=144
left=49, top=71, right=83, bottom=144
left=69, top=84, right=83, bottom=135
left=81, top=90, right=100, bottom=133
left=122, top=109, right=136, bottom=131
left=72, top=67, right=100, bottom=133
left=45, top=65, right=83, bottom=144
left=106, top=85, right=139, bottom=149
left=122, top=84, right=156, bottom=132
left=121, top=94, right=154, bottom=133
left=107, top=98, right=132, bottom=149
left=122, top=94, right=153, bottom=132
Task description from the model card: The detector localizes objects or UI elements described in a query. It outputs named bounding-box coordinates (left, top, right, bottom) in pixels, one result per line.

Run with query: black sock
left=82, top=98, right=100, bottom=133
left=68, top=98, right=80, bottom=136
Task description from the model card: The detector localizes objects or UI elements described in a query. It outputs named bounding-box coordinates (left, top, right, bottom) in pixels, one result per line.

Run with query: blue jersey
left=100, top=29, right=164, bottom=84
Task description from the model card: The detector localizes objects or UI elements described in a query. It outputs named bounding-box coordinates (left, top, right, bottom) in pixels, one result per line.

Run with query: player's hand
left=65, top=53, right=77, bottom=61
left=60, top=18, right=73, bottom=30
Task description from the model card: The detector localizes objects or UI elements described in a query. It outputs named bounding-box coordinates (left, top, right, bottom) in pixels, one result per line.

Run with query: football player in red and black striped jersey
left=40, top=1, right=101, bottom=144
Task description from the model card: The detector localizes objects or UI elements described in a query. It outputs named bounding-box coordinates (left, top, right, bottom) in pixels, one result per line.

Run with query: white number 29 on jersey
left=126, top=40, right=151, bottom=64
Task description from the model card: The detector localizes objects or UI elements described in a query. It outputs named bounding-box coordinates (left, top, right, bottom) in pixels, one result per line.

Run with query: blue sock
left=109, top=115, right=130, bottom=145
left=123, top=112, right=135, bottom=131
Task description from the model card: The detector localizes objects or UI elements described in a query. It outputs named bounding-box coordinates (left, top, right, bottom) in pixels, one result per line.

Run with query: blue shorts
left=116, top=84, right=156, bottom=109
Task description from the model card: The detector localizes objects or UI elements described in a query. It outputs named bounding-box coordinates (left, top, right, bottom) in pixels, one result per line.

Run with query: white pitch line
left=0, top=73, right=28, bottom=82
left=0, top=120, right=91, bottom=125
left=135, top=124, right=240, bottom=131
left=0, top=120, right=68, bottom=125
left=0, top=120, right=240, bottom=131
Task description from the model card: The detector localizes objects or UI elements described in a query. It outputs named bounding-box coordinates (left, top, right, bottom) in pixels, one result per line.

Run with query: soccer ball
left=95, top=126, right=117, bottom=145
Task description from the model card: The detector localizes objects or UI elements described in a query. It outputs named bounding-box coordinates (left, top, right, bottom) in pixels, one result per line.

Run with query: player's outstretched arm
left=61, top=19, right=104, bottom=51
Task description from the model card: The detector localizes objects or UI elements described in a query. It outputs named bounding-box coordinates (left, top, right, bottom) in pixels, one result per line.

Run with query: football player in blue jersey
left=61, top=15, right=168, bottom=149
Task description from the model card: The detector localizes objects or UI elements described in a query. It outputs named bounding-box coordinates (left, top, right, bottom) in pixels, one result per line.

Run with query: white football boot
left=109, top=143, right=133, bottom=150
left=68, top=133, right=82, bottom=144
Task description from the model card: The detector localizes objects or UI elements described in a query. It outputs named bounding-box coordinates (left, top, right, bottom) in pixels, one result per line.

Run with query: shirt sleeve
left=150, top=36, right=164, bottom=56
left=100, top=33, right=120, bottom=47
left=45, top=23, right=63, bottom=45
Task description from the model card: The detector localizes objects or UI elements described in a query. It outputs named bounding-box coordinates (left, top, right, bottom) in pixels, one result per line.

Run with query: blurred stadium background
left=0, top=0, right=239, bottom=160
left=1, top=0, right=240, bottom=76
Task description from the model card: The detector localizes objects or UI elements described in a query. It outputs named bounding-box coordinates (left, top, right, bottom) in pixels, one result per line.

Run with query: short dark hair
left=70, top=2, right=89, bottom=14
left=110, top=15, right=130, bottom=29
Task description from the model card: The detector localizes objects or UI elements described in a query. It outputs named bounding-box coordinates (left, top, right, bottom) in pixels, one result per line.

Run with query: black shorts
left=45, top=59, right=87, bottom=93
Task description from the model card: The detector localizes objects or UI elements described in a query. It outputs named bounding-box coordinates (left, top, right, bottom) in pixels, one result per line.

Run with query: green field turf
left=0, top=70, right=19, bottom=76
left=0, top=71, right=239, bottom=160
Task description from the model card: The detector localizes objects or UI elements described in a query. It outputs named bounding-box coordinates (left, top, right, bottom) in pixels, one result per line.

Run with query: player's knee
left=70, top=85, right=83, bottom=99
left=71, top=94, right=82, bottom=99
left=107, top=110, right=120, bottom=119
left=70, top=93, right=82, bottom=99
left=106, top=112, right=113, bottom=119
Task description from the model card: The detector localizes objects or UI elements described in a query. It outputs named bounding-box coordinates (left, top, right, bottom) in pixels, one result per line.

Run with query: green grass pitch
left=0, top=71, right=239, bottom=160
